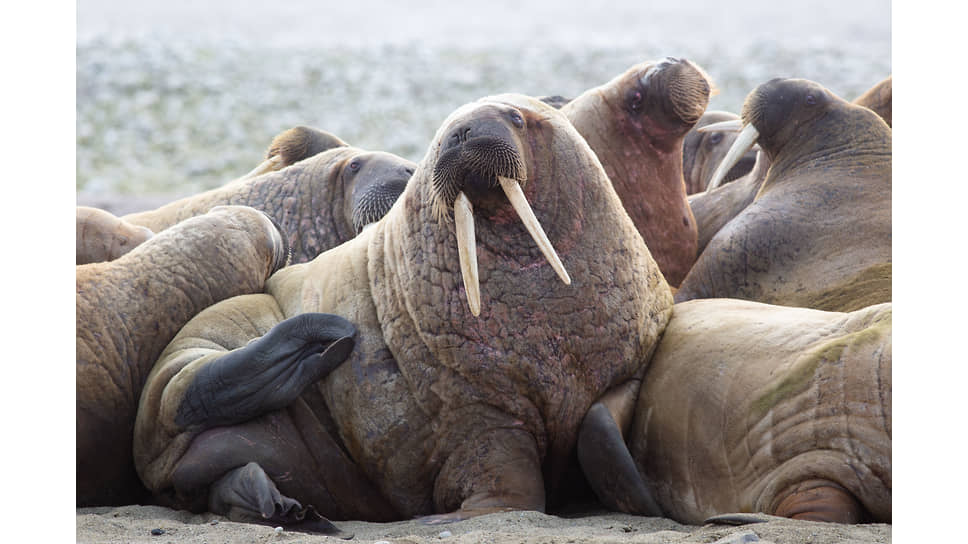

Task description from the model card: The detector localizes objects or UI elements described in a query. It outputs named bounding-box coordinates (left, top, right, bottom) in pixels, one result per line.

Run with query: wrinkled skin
left=76, top=205, right=154, bottom=264
left=77, top=205, right=288, bottom=506
left=687, top=149, right=771, bottom=256
left=676, top=78, right=892, bottom=312
left=585, top=299, right=891, bottom=525
left=134, top=94, right=673, bottom=528
left=123, top=146, right=415, bottom=263
left=560, top=57, right=711, bottom=287
left=681, top=111, right=757, bottom=195
left=852, top=75, right=892, bottom=127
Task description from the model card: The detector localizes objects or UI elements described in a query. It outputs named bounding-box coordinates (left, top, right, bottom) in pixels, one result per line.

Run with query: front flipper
left=175, top=313, right=356, bottom=429
left=209, top=462, right=351, bottom=538
left=577, top=385, right=663, bottom=516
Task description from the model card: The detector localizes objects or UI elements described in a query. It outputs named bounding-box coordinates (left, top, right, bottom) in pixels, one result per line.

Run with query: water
left=76, top=0, right=891, bottom=198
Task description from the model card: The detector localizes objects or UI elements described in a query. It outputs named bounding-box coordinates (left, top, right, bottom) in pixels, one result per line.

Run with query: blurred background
left=76, top=0, right=891, bottom=210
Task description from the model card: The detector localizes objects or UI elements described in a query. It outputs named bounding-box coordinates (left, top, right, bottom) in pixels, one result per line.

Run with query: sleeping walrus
left=77, top=205, right=294, bottom=506
left=76, top=205, right=154, bottom=264
left=123, top=144, right=415, bottom=263
left=675, top=78, right=892, bottom=312
left=560, top=57, right=711, bottom=287
left=579, top=298, right=891, bottom=525
left=132, top=94, right=673, bottom=530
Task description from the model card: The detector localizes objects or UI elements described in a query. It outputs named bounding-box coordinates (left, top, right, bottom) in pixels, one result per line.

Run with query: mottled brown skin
left=76, top=205, right=154, bottom=264
left=675, top=78, right=892, bottom=312
left=561, top=57, right=711, bottom=287
left=687, top=149, right=770, bottom=256
left=77, top=206, right=288, bottom=506
left=852, top=75, right=891, bottom=127
left=134, top=94, right=673, bottom=526
left=621, top=299, right=891, bottom=524
left=682, top=111, right=757, bottom=194
left=123, top=146, right=415, bottom=263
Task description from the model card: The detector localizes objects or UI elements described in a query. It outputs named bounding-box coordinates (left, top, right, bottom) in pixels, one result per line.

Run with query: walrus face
left=426, top=99, right=571, bottom=315
left=682, top=110, right=757, bottom=193
left=341, top=151, right=416, bottom=234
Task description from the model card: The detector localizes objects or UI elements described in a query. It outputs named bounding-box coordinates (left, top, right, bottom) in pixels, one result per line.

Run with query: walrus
left=234, top=125, right=350, bottom=182
left=76, top=205, right=154, bottom=264
left=132, top=93, right=673, bottom=530
left=687, top=148, right=771, bottom=256
left=77, top=205, right=310, bottom=506
left=681, top=111, right=758, bottom=195
left=122, top=145, right=415, bottom=263
left=852, top=75, right=892, bottom=128
left=674, top=78, right=892, bottom=312
left=559, top=57, right=711, bottom=287
left=578, top=298, right=891, bottom=525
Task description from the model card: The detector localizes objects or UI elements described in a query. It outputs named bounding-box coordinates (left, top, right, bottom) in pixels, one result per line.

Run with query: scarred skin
left=681, top=110, right=757, bottom=195
left=123, top=146, right=415, bottom=263
left=133, top=94, right=673, bottom=526
left=622, top=299, right=891, bottom=525
left=77, top=205, right=289, bottom=506
left=561, top=57, right=711, bottom=287
left=76, top=205, right=154, bottom=264
left=852, top=75, right=892, bottom=127
left=675, top=78, right=892, bottom=312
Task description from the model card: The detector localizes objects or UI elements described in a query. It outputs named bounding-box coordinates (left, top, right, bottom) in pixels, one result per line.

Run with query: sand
left=76, top=505, right=890, bottom=544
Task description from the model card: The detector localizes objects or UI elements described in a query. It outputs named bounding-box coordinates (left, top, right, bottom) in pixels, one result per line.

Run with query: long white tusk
left=706, top=124, right=760, bottom=191
left=454, top=191, right=481, bottom=316
left=498, top=176, right=571, bottom=285
left=696, top=119, right=743, bottom=133
left=238, top=155, right=283, bottom=181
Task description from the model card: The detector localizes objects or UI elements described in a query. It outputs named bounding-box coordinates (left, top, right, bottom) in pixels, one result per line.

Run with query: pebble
left=711, top=530, right=760, bottom=544
left=150, top=528, right=165, bottom=536
left=438, top=530, right=453, bottom=538
left=274, top=526, right=284, bottom=534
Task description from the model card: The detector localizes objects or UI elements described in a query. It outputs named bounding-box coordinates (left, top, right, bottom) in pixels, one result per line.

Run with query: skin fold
left=133, top=94, right=674, bottom=530
left=77, top=205, right=288, bottom=506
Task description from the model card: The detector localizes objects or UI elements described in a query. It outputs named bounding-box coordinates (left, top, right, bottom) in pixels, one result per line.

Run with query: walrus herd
left=77, top=57, right=892, bottom=533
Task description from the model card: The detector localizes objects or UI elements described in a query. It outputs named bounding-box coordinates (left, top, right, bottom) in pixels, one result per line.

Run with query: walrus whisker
left=706, top=124, right=759, bottom=192
left=696, top=119, right=743, bottom=134
left=498, top=176, right=571, bottom=285
left=454, top=192, right=481, bottom=316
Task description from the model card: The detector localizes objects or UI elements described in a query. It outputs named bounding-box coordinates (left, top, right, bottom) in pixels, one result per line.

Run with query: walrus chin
left=431, top=134, right=570, bottom=316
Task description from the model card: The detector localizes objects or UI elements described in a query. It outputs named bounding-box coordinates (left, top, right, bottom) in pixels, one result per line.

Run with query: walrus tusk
left=696, top=119, right=743, bottom=134
left=454, top=192, right=481, bottom=316
left=706, top=123, right=760, bottom=191
left=239, top=155, right=283, bottom=181
left=498, top=176, right=571, bottom=285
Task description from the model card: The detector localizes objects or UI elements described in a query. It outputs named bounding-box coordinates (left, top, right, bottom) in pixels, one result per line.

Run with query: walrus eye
left=628, top=90, right=643, bottom=112
left=805, top=94, right=817, bottom=106
left=509, top=110, right=525, bottom=128
left=348, top=160, right=361, bottom=173
left=709, top=132, right=723, bottom=145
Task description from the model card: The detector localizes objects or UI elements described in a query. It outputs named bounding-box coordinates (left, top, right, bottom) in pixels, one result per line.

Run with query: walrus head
left=344, top=151, right=415, bottom=234
left=427, top=100, right=571, bottom=315
left=682, top=110, right=758, bottom=194
left=701, top=78, right=880, bottom=190
left=267, top=125, right=348, bottom=166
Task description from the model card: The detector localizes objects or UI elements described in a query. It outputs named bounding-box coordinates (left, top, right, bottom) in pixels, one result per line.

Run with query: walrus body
left=77, top=206, right=289, bottom=506
left=853, top=75, right=892, bottom=127
left=675, top=78, right=892, bottom=312
left=133, top=94, right=673, bottom=528
left=622, top=299, right=891, bottom=524
left=681, top=111, right=757, bottom=194
left=560, top=58, right=711, bottom=287
left=76, top=205, right=154, bottom=264
left=123, top=145, right=415, bottom=263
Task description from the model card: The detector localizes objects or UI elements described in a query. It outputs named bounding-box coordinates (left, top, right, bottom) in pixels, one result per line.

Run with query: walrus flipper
left=174, top=313, right=357, bottom=430
left=209, top=462, right=352, bottom=538
left=577, top=402, right=663, bottom=517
